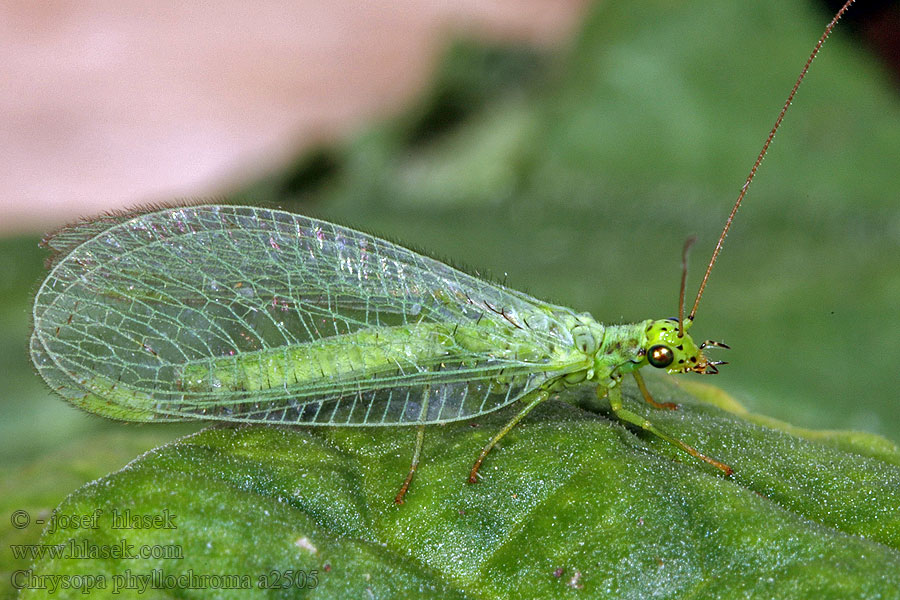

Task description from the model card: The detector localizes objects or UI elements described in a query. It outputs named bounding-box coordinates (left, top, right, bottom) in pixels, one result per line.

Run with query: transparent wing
left=32, top=205, right=585, bottom=425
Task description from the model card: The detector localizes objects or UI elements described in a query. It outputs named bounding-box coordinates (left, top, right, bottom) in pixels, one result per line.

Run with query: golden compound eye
left=648, top=345, right=674, bottom=368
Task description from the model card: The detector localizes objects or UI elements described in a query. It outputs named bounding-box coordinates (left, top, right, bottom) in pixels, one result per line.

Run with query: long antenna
left=678, top=236, right=696, bottom=338
left=688, top=0, right=856, bottom=321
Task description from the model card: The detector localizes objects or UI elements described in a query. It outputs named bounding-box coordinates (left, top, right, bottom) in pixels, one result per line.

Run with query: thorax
left=554, top=314, right=650, bottom=387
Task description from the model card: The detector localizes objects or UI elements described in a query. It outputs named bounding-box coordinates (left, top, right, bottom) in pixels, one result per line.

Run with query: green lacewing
left=30, top=2, right=855, bottom=503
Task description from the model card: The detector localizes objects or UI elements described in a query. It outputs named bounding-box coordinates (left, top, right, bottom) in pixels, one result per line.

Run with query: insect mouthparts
left=699, top=340, right=730, bottom=350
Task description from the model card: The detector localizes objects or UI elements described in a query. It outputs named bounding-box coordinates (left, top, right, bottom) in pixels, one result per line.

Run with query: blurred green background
left=2, top=0, right=898, bottom=519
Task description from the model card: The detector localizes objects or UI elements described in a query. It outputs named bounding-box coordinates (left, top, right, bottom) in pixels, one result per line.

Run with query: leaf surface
left=21, top=381, right=900, bottom=599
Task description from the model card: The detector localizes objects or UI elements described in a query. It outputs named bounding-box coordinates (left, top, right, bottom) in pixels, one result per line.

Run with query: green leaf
left=20, top=381, right=900, bottom=599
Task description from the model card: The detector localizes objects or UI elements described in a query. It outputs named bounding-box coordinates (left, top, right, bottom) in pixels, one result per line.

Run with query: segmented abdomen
left=178, top=322, right=454, bottom=393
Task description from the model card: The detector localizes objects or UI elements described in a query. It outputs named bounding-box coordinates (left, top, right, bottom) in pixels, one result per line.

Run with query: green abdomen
left=179, top=323, right=455, bottom=392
